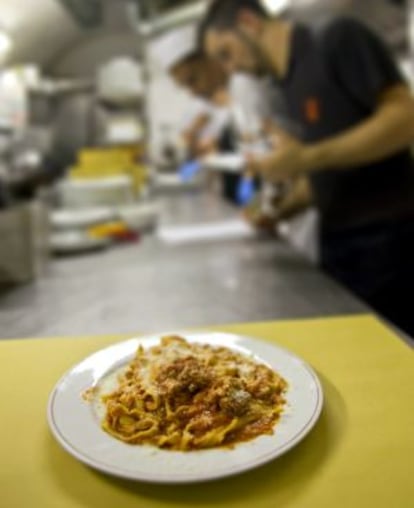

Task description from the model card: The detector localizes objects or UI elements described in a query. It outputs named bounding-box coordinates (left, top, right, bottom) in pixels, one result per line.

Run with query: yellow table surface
left=1, top=315, right=413, bottom=508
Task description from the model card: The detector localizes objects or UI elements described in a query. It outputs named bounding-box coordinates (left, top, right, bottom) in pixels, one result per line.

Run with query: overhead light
left=0, top=30, right=12, bottom=60
left=0, top=70, right=20, bottom=89
left=261, top=0, right=291, bottom=15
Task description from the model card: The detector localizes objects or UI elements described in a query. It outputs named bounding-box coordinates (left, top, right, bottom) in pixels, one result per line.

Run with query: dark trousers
left=320, top=219, right=414, bottom=339
left=220, top=172, right=241, bottom=205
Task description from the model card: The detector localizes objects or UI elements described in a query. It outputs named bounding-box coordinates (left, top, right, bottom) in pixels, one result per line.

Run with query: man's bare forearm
left=304, top=86, right=414, bottom=173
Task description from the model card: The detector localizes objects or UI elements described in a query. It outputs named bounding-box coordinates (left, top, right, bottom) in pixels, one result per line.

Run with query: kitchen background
left=0, top=0, right=411, bottom=335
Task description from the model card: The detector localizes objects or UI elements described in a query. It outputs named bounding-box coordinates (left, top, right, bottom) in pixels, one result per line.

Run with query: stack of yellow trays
left=69, top=146, right=148, bottom=195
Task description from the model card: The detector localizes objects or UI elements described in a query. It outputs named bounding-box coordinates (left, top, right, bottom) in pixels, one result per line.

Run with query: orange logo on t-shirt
left=304, top=97, right=321, bottom=124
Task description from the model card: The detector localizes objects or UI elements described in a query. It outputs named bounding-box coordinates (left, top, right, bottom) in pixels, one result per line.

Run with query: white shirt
left=180, top=97, right=231, bottom=142
left=229, top=74, right=291, bottom=137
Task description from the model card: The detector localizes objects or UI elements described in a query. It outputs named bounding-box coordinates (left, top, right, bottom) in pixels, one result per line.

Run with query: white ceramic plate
left=48, top=332, right=323, bottom=484
left=50, top=231, right=110, bottom=254
left=50, top=208, right=115, bottom=230
left=202, top=153, right=245, bottom=173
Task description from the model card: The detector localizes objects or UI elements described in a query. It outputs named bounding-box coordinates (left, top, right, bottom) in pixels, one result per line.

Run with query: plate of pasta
left=48, top=332, right=323, bottom=483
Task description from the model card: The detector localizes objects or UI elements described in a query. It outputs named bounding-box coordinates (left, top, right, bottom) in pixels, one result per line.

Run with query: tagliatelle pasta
left=94, top=336, right=288, bottom=451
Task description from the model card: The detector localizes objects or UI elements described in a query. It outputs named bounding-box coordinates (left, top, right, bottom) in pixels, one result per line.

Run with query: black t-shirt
left=274, top=17, right=414, bottom=232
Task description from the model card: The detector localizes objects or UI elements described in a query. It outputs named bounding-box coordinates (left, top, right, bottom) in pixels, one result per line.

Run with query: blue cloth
left=237, top=176, right=256, bottom=206
left=179, top=160, right=202, bottom=182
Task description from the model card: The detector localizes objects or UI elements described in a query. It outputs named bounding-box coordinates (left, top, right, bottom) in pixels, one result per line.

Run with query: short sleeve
left=200, top=106, right=231, bottom=140
left=322, top=18, right=405, bottom=110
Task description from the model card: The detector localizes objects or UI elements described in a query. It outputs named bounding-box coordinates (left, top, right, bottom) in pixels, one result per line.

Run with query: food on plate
left=91, top=335, right=288, bottom=451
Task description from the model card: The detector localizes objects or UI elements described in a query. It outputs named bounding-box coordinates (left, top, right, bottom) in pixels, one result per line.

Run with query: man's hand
left=243, top=177, right=313, bottom=233
left=246, top=126, right=311, bottom=183
left=250, top=84, right=414, bottom=181
left=243, top=196, right=278, bottom=235
left=195, top=137, right=218, bottom=156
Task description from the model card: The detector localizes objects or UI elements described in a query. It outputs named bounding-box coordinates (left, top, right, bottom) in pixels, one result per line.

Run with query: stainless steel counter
left=0, top=190, right=366, bottom=339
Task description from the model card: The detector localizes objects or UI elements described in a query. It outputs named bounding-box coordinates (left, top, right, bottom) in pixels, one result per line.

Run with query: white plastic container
left=97, top=58, right=144, bottom=104
left=50, top=207, right=116, bottom=231
left=58, top=177, right=135, bottom=209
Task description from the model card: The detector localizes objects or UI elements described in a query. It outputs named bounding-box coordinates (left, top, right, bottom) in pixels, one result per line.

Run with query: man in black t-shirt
left=200, top=0, right=414, bottom=336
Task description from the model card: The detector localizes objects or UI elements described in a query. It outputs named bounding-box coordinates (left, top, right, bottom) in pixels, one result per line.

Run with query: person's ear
left=236, top=8, right=263, bottom=36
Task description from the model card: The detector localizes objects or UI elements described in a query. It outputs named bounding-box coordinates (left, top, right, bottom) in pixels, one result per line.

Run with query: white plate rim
left=47, top=332, right=324, bottom=484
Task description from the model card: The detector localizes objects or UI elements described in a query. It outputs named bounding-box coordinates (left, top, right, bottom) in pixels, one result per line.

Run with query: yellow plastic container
left=69, top=147, right=149, bottom=194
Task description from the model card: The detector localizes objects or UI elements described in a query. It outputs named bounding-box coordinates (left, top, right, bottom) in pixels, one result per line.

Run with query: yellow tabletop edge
left=1, top=313, right=410, bottom=348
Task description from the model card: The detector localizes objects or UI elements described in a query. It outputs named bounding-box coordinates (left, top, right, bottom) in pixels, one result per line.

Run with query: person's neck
left=259, top=18, right=293, bottom=79
left=212, top=88, right=231, bottom=108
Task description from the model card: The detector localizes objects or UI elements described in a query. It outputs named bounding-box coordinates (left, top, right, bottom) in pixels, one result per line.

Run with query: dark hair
left=198, top=0, right=268, bottom=45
